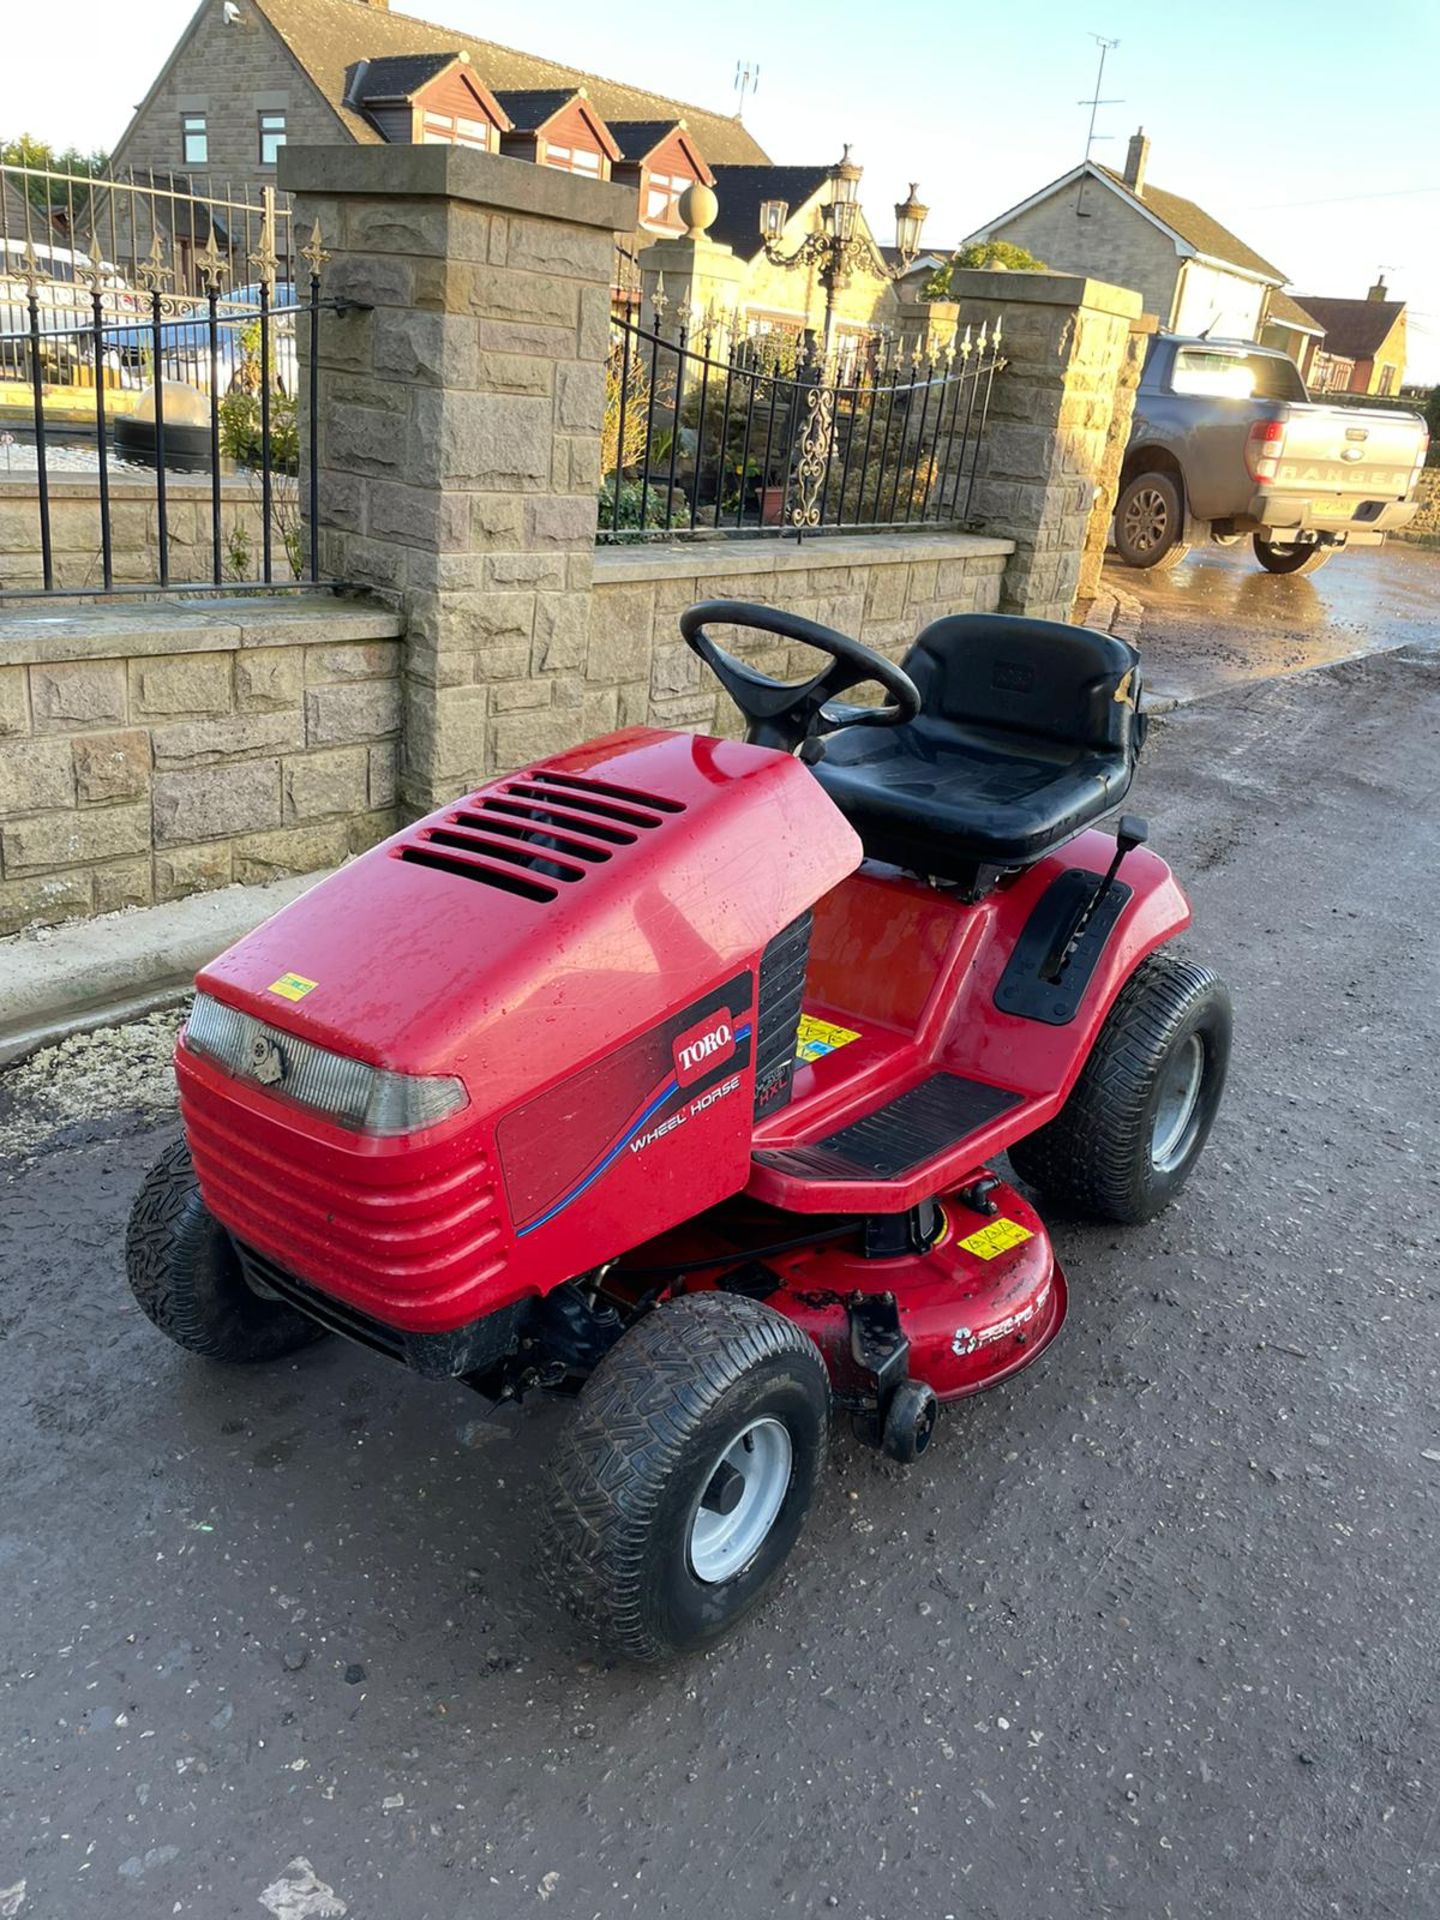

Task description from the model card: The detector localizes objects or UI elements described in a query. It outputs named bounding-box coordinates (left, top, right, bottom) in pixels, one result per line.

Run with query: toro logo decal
left=671, top=1012, right=735, bottom=1087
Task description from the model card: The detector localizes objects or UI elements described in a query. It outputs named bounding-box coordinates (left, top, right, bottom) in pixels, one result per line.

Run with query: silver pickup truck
left=1114, top=334, right=1429, bottom=574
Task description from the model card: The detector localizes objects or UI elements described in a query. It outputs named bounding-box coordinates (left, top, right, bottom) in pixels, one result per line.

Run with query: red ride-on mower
left=126, top=604, right=1231, bottom=1660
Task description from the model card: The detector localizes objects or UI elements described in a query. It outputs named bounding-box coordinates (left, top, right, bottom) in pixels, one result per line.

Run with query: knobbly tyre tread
left=539, top=1292, right=829, bottom=1663
left=1007, top=952, right=1231, bottom=1224
left=125, top=1136, right=325, bottom=1362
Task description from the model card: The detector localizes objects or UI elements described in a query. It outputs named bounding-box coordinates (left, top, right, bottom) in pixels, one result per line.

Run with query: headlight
left=183, top=992, right=467, bottom=1137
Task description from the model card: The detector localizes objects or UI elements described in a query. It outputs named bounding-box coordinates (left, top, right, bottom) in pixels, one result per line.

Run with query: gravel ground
left=0, top=1008, right=185, bottom=1160
left=0, top=644, right=1437, bottom=1920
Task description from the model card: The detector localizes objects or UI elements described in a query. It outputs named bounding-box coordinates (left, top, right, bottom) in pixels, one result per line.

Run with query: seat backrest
left=904, top=613, right=1143, bottom=756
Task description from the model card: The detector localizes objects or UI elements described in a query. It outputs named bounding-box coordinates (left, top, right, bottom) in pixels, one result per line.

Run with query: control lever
left=1044, top=815, right=1148, bottom=982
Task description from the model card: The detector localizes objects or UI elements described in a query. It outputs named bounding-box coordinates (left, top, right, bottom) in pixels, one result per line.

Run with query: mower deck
left=617, top=1175, right=1067, bottom=1406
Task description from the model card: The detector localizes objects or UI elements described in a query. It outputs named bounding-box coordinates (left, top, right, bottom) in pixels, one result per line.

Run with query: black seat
left=813, top=613, right=1143, bottom=882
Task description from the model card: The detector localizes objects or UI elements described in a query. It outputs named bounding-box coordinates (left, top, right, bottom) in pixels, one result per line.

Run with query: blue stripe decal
left=516, top=1021, right=752, bottom=1239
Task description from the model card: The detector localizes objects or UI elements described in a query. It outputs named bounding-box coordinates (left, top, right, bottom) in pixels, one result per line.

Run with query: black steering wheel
left=678, top=600, right=921, bottom=755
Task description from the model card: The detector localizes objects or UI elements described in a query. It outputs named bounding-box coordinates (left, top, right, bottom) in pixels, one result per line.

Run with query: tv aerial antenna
left=735, top=60, right=760, bottom=120
left=1079, top=35, right=1122, bottom=159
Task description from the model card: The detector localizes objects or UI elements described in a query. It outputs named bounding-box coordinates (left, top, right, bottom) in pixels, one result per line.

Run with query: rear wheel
left=1253, top=534, right=1334, bottom=575
left=1007, top=953, right=1232, bottom=1223
left=1114, top=471, right=1189, bottom=570
left=125, top=1137, right=325, bottom=1362
left=540, top=1293, right=829, bottom=1662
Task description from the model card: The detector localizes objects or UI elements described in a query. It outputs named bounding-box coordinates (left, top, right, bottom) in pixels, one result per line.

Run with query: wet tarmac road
left=1104, top=539, right=1440, bottom=706
left=2, top=643, right=1439, bottom=1919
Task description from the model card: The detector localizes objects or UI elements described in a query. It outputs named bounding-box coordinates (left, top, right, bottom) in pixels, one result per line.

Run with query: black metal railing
left=599, top=301, right=1005, bottom=544
left=0, top=166, right=345, bottom=599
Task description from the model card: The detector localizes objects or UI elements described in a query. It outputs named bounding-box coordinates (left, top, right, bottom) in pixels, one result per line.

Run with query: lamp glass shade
left=830, top=198, right=859, bottom=244
left=830, top=144, right=861, bottom=204
left=894, top=184, right=928, bottom=262
left=759, top=198, right=789, bottom=240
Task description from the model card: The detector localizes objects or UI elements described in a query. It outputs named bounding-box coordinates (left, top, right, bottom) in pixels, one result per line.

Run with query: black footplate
left=994, top=869, right=1133, bottom=1026
left=755, top=1072, right=1023, bottom=1182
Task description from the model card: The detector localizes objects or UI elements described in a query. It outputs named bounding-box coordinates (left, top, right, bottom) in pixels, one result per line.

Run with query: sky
left=3, top=0, right=1438, bottom=380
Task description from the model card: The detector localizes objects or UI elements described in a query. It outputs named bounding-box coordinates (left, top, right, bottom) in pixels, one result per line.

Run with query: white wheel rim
left=688, top=1417, right=793, bottom=1585
left=1151, top=1033, right=1205, bottom=1172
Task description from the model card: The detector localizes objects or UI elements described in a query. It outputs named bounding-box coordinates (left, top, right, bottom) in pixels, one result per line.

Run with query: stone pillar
left=636, top=230, right=747, bottom=347
left=280, top=144, right=635, bottom=813
left=948, top=269, right=1144, bottom=623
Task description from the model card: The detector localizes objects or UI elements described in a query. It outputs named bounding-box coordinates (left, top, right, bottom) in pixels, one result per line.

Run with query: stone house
left=1259, top=289, right=1327, bottom=380
left=1287, top=280, right=1408, bottom=396
left=103, top=0, right=917, bottom=345
left=963, top=129, right=1287, bottom=343
left=107, top=0, right=765, bottom=221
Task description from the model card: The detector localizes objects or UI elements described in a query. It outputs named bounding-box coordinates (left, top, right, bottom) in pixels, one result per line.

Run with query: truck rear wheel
left=540, top=1293, right=829, bottom=1662
left=1253, top=535, right=1333, bottom=575
left=1114, top=472, right=1189, bottom=570
left=125, top=1138, right=326, bottom=1363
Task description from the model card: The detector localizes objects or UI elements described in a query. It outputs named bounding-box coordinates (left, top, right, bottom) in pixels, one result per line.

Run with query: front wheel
left=540, top=1293, right=830, bottom=1662
left=1253, top=534, right=1334, bottom=575
left=125, top=1138, right=326, bottom=1362
left=1007, top=953, right=1232, bottom=1224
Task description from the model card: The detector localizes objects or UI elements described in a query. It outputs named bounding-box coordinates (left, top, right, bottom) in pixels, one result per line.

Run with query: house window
left=420, top=110, right=493, bottom=150
left=544, top=143, right=603, bottom=177
left=644, top=170, right=692, bottom=228
left=1377, top=363, right=1397, bottom=396
left=182, top=114, right=208, bottom=167
left=258, top=111, right=287, bottom=166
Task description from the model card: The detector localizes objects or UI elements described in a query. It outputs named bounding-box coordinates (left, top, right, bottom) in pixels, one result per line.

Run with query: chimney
left=1123, top=127, right=1150, bottom=197
left=1368, top=273, right=1389, bottom=302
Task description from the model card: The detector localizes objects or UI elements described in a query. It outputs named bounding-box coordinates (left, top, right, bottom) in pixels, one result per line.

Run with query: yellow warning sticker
left=268, top=972, right=319, bottom=1003
left=795, top=1015, right=862, bottom=1064
left=958, top=1217, right=1034, bottom=1261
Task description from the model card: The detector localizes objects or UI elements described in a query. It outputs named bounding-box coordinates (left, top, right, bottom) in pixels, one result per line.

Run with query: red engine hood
left=196, top=727, right=861, bottom=1116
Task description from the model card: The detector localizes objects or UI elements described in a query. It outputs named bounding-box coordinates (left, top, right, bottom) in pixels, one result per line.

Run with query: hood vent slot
left=450, top=810, right=612, bottom=863
left=397, top=845, right=557, bottom=902
left=528, top=769, right=686, bottom=815
left=423, top=827, right=585, bottom=884
left=507, top=781, right=666, bottom=832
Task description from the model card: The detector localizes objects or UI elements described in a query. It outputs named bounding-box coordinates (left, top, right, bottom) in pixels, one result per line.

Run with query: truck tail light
left=1245, top=418, right=1286, bottom=485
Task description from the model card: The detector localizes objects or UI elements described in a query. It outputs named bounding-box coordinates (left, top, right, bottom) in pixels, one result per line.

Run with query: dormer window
left=420, top=110, right=493, bottom=150
left=348, top=52, right=510, bottom=154
left=609, top=123, right=714, bottom=233
left=644, top=169, right=692, bottom=228
left=495, top=90, right=618, bottom=180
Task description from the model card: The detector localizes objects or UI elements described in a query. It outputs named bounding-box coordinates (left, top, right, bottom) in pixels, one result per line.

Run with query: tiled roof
left=1099, top=167, right=1285, bottom=281
left=708, top=164, right=830, bottom=257
left=348, top=51, right=456, bottom=100
left=493, top=89, right=584, bottom=131
left=254, top=0, right=768, bottom=163
left=607, top=120, right=683, bottom=163
left=1287, top=295, right=1406, bottom=361
left=1266, top=289, right=1324, bottom=335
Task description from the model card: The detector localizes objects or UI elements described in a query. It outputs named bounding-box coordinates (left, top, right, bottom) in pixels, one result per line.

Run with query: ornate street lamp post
left=757, top=146, right=926, bottom=352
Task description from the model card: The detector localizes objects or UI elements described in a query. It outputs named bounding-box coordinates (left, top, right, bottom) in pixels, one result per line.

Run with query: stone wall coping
left=0, top=476, right=269, bottom=501
left=0, top=593, right=403, bottom=665
left=280, top=143, right=638, bottom=232
left=948, top=267, right=1145, bottom=321
left=593, top=530, right=1016, bottom=585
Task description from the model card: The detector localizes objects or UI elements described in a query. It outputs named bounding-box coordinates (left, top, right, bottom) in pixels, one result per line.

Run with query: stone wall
left=0, top=479, right=275, bottom=593
left=1392, top=467, right=1440, bottom=543
left=0, top=596, right=402, bottom=935
left=586, top=532, right=1012, bottom=742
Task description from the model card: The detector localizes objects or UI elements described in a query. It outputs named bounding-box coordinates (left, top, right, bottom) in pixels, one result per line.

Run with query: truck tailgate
left=1277, top=405, right=1425, bottom=500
